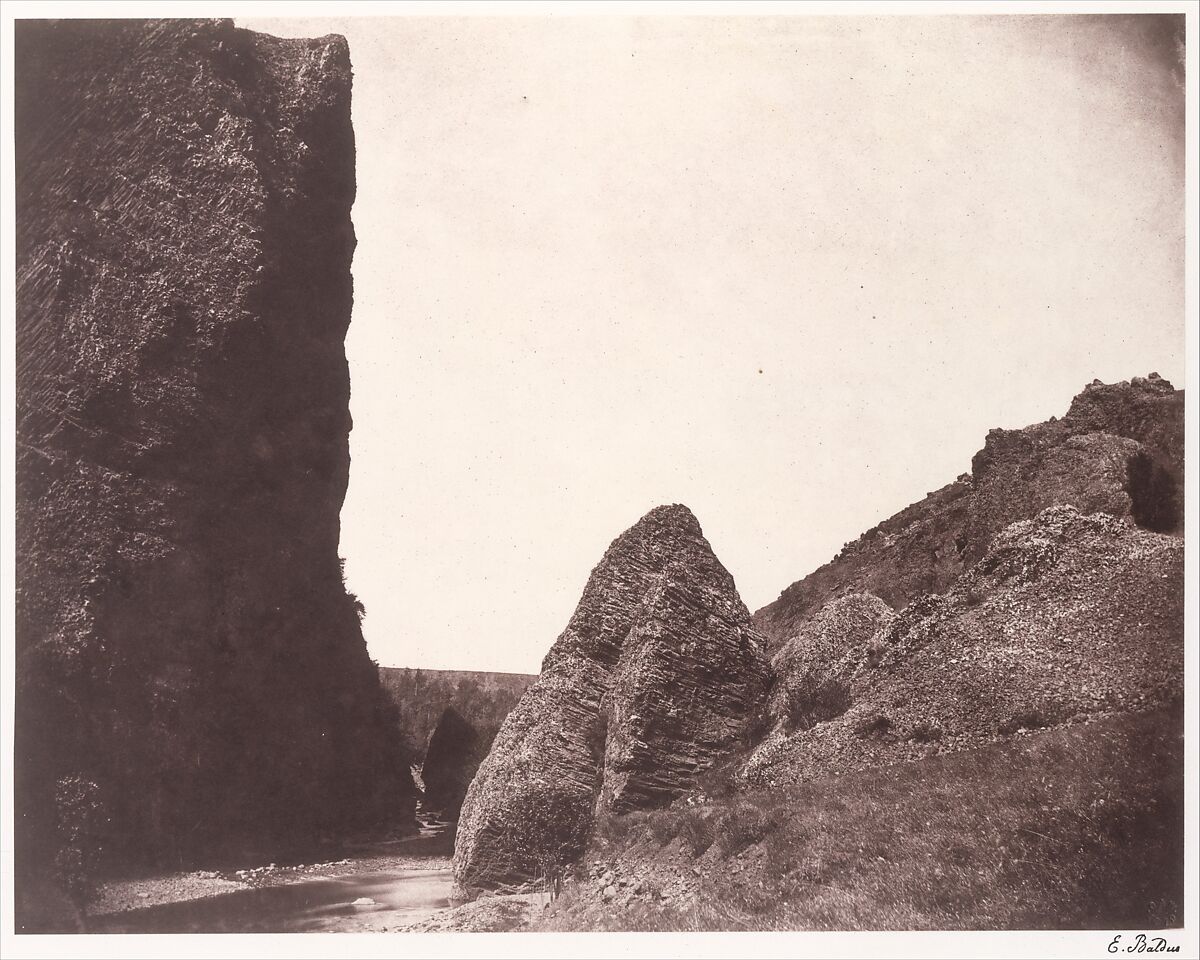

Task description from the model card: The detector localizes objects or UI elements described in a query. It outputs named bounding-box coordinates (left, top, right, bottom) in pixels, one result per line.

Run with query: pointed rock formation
left=453, top=504, right=771, bottom=891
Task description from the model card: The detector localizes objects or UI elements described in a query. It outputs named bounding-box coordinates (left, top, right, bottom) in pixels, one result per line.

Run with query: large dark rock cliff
left=753, top=375, right=1183, bottom=651
left=15, top=18, right=414, bottom=921
left=453, top=505, right=771, bottom=891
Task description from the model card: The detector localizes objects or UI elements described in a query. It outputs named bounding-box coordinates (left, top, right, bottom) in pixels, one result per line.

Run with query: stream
left=93, top=807, right=460, bottom=933
left=93, top=867, right=457, bottom=933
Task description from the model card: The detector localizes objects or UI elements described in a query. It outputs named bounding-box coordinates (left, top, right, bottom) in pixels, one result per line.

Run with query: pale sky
left=241, top=14, right=1185, bottom=674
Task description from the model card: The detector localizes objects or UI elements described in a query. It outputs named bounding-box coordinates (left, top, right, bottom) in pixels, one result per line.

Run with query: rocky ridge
left=753, top=374, right=1183, bottom=651
left=453, top=504, right=771, bottom=891
left=443, top=375, right=1185, bottom=931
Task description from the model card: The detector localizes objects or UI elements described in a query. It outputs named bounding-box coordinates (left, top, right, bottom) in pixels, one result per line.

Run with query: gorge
left=10, top=15, right=1188, bottom=938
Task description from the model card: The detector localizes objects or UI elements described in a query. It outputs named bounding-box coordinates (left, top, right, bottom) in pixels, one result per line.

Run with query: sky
left=241, top=13, right=1185, bottom=675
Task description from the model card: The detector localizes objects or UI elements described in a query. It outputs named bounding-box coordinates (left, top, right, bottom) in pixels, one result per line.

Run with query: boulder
left=453, top=504, right=770, bottom=891
left=769, top=592, right=894, bottom=729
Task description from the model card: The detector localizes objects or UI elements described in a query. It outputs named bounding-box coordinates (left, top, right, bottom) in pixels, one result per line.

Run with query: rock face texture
left=454, top=505, right=771, bottom=891
left=746, top=505, right=1184, bottom=787
left=753, top=374, right=1183, bottom=652
left=378, top=667, right=536, bottom=763
left=14, top=17, right=414, bottom=916
left=768, top=593, right=894, bottom=730
left=421, top=707, right=482, bottom=817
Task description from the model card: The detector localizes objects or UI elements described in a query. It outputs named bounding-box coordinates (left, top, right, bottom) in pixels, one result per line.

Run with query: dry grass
left=544, top=707, right=1183, bottom=931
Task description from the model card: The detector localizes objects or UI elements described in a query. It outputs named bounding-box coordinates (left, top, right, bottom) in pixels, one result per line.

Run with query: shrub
left=784, top=676, right=851, bottom=732
left=678, top=810, right=716, bottom=856
left=741, top=704, right=774, bottom=746
left=909, top=721, right=943, bottom=743
left=761, top=833, right=807, bottom=889
left=645, top=812, right=677, bottom=846
left=714, top=799, right=788, bottom=857
left=593, top=811, right=637, bottom=846
left=854, top=713, right=892, bottom=739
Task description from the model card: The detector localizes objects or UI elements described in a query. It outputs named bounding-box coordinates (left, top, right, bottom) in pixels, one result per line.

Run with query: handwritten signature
left=1108, top=934, right=1181, bottom=954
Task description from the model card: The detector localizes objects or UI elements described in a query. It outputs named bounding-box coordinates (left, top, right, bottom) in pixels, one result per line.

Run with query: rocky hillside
left=378, top=667, right=535, bottom=762
left=766, top=592, right=894, bottom=728
left=748, top=504, right=1183, bottom=788
left=453, top=505, right=771, bottom=892
left=753, top=374, right=1183, bottom=651
left=14, top=18, right=414, bottom=925
left=536, top=708, right=1183, bottom=931
left=437, top=375, right=1184, bottom=931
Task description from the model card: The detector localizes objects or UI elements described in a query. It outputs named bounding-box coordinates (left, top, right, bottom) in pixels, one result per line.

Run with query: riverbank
left=90, top=850, right=454, bottom=918
left=401, top=892, right=542, bottom=932
left=86, top=809, right=460, bottom=932
left=81, top=806, right=561, bottom=933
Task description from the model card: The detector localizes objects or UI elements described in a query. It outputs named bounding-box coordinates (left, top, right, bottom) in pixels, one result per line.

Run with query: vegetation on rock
left=540, top=709, right=1182, bottom=930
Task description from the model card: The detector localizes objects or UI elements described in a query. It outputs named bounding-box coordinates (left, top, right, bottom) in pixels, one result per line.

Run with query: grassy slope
left=538, top=708, right=1183, bottom=931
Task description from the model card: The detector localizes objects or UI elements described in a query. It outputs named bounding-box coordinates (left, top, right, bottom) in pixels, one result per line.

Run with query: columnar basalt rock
left=15, top=18, right=414, bottom=922
left=453, top=505, right=771, bottom=891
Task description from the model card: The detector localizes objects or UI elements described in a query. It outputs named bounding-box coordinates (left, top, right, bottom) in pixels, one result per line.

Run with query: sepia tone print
left=7, top=9, right=1188, bottom=943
